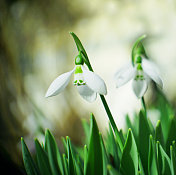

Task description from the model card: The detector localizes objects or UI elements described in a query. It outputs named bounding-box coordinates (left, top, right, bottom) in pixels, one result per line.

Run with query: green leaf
left=84, top=145, right=88, bottom=175
left=138, top=110, right=151, bottom=174
left=148, top=135, right=158, bottom=175
left=156, top=141, right=172, bottom=175
left=138, top=157, right=145, bottom=175
left=66, top=137, right=76, bottom=175
left=74, top=155, right=83, bottom=175
left=156, top=91, right=173, bottom=142
left=45, top=129, right=63, bottom=175
left=63, top=154, right=69, bottom=175
left=21, top=137, right=40, bottom=175
left=35, top=139, right=52, bottom=175
left=133, top=113, right=139, bottom=138
left=66, top=136, right=82, bottom=175
left=107, top=123, right=121, bottom=170
left=61, top=136, right=67, bottom=153
left=170, top=146, right=176, bottom=175
left=100, top=133, right=109, bottom=175
left=82, top=119, right=90, bottom=145
left=120, top=129, right=138, bottom=175
left=155, top=120, right=165, bottom=149
left=166, top=116, right=176, bottom=155
left=131, top=34, right=147, bottom=66
left=85, top=113, right=103, bottom=175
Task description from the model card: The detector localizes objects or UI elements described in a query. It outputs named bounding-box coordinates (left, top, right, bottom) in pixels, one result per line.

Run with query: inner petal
left=134, top=69, right=145, bottom=81
left=132, top=79, right=148, bottom=98
left=73, top=73, right=86, bottom=86
left=77, top=85, right=97, bottom=102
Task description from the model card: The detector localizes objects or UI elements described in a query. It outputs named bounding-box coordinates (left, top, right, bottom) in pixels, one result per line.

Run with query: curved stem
left=141, top=96, right=147, bottom=117
left=82, top=49, right=123, bottom=150
left=70, top=32, right=123, bottom=150
left=100, top=95, right=123, bottom=150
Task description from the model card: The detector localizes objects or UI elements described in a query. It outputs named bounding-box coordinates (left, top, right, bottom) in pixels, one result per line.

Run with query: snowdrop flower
left=114, top=56, right=163, bottom=98
left=45, top=54, right=107, bottom=102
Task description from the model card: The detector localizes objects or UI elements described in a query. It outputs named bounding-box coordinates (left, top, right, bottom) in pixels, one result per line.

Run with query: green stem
left=100, top=95, right=117, bottom=132
left=82, top=52, right=123, bottom=150
left=141, top=96, right=147, bottom=117
left=100, top=95, right=123, bottom=151
left=70, top=32, right=123, bottom=150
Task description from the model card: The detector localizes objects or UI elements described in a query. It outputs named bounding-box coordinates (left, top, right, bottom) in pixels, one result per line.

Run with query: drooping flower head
left=45, top=53, right=107, bottom=102
left=114, top=35, right=163, bottom=98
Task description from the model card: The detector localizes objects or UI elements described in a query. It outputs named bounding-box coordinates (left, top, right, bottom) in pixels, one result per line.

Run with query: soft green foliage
left=21, top=102, right=176, bottom=175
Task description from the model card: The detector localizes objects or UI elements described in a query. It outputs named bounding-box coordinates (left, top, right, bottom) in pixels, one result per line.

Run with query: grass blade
left=138, top=110, right=151, bottom=174
left=156, top=141, right=172, bottom=175
left=100, top=133, right=109, bottom=175
left=45, top=129, right=63, bottom=175
left=66, top=137, right=76, bottom=175
left=148, top=135, right=158, bottom=175
left=21, top=137, right=40, bottom=175
left=155, top=120, right=165, bottom=149
left=84, top=145, right=88, bottom=175
left=63, top=154, right=69, bottom=175
left=85, top=113, right=103, bottom=175
left=120, top=129, right=138, bottom=175
left=35, top=139, right=52, bottom=175
left=170, top=145, right=176, bottom=175
left=166, top=117, right=176, bottom=155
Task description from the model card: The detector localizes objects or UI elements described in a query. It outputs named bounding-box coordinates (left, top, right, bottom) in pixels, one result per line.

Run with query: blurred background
left=1, top=0, right=176, bottom=173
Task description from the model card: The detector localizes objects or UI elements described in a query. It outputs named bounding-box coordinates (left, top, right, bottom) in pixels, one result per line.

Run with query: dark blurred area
left=0, top=0, right=89, bottom=172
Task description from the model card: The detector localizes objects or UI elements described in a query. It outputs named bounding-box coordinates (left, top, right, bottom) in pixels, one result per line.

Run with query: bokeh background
left=1, top=0, right=176, bottom=173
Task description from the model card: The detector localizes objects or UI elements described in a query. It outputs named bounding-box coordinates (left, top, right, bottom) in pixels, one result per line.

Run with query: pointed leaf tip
left=120, top=128, right=138, bottom=175
left=21, top=137, right=40, bottom=175
left=85, top=113, right=103, bottom=175
left=156, top=120, right=161, bottom=126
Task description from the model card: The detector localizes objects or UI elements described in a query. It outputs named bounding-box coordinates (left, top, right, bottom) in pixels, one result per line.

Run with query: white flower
left=114, top=58, right=163, bottom=98
left=45, top=65, right=107, bottom=102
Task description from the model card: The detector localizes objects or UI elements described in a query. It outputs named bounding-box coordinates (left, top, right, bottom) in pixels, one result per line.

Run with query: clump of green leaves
left=22, top=103, right=176, bottom=175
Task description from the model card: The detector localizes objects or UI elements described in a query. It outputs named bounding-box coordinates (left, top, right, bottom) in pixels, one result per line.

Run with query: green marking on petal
left=134, top=76, right=145, bottom=81
left=74, top=80, right=78, bottom=85
left=75, top=66, right=83, bottom=74
left=137, top=64, right=143, bottom=70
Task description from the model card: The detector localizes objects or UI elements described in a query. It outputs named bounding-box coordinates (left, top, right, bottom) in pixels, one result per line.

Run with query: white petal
left=77, top=85, right=97, bottom=102
left=142, top=58, right=159, bottom=72
left=82, top=66, right=107, bottom=95
left=142, top=59, right=163, bottom=88
left=132, top=79, right=148, bottom=98
left=114, top=63, right=135, bottom=88
left=45, top=69, right=75, bottom=97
